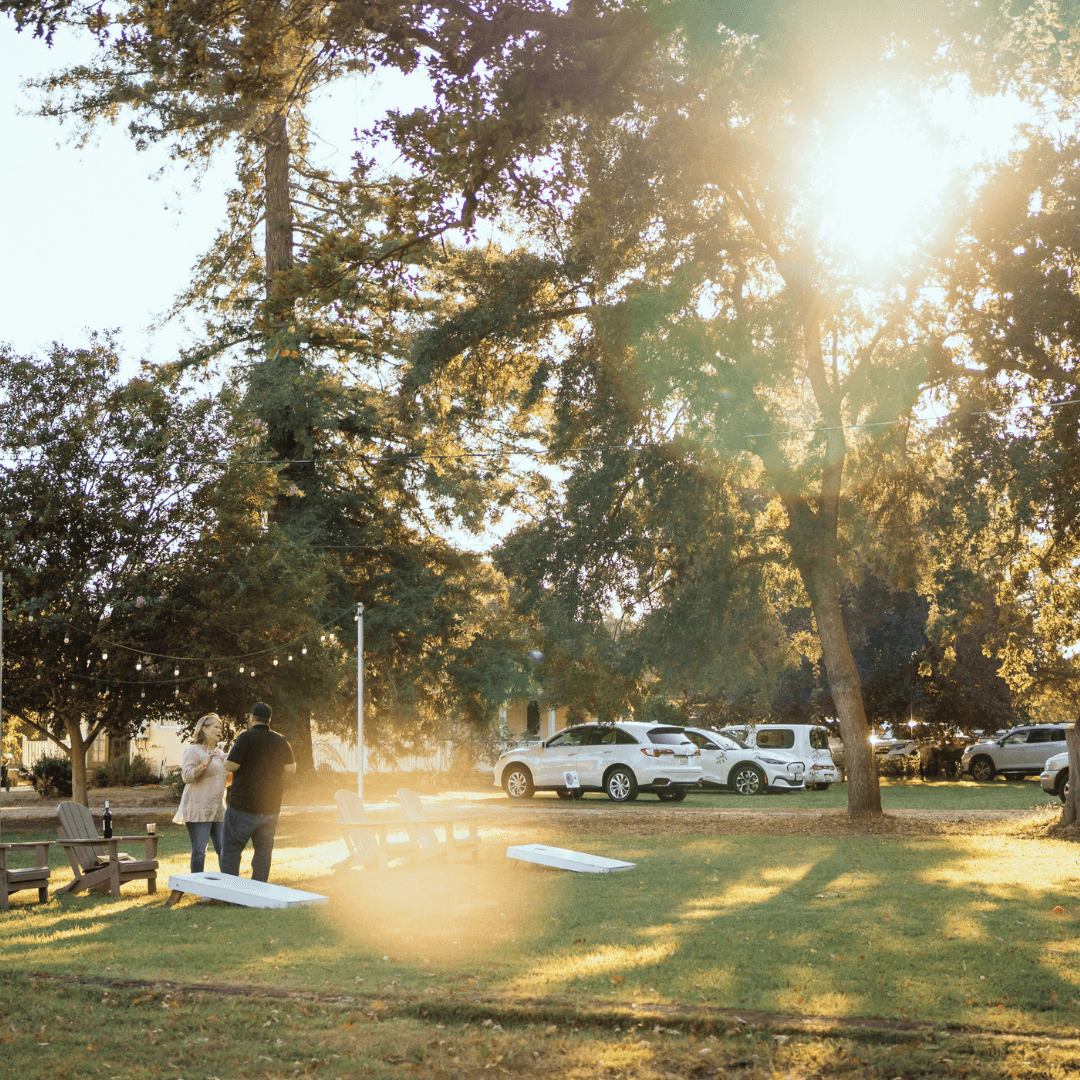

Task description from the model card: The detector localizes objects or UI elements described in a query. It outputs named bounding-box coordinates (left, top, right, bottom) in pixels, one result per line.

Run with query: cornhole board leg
left=166, top=872, right=328, bottom=909
left=506, top=843, right=635, bottom=874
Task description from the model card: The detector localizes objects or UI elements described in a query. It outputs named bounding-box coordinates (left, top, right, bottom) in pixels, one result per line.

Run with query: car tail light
left=641, top=747, right=675, bottom=757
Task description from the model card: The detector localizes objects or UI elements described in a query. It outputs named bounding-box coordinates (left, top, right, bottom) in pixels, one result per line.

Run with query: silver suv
left=961, top=725, right=1070, bottom=782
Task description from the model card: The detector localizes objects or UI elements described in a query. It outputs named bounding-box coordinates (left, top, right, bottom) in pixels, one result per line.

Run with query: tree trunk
left=63, top=714, right=92, bottom=807
left=800, top=559, right=882, bottom=815
left=274, top=706, right=315, bottom=781
left=1063, top=723, right=1080, bottom=827
left=778, top=307, right=882, bottom=816
left=265, top=109, right=293, bottom=293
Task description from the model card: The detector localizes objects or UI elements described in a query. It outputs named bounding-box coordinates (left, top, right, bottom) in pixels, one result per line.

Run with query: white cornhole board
left=507, top=843, right=635, bottom=874
left=167, top=872, right=328, bottom=909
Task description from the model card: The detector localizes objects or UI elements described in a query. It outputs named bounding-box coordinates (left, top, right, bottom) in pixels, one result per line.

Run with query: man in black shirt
left=221, top=702, right=296, bottom=881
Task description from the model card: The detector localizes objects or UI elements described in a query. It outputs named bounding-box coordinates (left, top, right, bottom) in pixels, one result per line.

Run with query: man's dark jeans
left=221, top=807, right=279, bottom=881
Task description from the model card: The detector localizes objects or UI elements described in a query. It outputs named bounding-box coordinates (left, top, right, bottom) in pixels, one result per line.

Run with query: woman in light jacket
left=173, top=713, right=228, bottom=873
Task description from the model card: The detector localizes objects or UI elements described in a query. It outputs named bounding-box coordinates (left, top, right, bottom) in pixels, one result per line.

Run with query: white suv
left=686, top=727, right=806, bottom=794
left=961, top=725, right=1070, bottom=782
left=494, top=722, right=702, bottom=802
left=719, top=723, right=839, bottom=790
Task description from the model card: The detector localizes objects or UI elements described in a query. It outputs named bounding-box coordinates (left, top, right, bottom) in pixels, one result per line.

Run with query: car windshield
left=546, top=728, right=589, bottom=747
left=684, top=731, right=718, bottom=750
left=714, top=729, right=750, bottom=749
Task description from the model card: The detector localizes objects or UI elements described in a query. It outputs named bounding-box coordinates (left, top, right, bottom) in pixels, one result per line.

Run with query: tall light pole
left=356, top=602, right=364, bottom=800
left=1, top=573, right=4, bottom=837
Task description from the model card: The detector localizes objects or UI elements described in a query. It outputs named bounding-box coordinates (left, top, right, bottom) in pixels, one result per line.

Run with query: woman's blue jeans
left=186, top=819, right=224, bottom=874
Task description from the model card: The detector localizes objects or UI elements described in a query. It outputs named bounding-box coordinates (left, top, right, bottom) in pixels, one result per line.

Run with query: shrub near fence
left=27, top=755, right=73, bottom=798
left=92, top=755, right=159, bottom=788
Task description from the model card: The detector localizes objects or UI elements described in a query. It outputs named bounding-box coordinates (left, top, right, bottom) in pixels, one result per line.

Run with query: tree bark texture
left=1063, top=723, right=1079, bottom=827
left=800, top=560, right=882, bottom=815
left=64, top=714, right=92, bottom=807
left=264, top=109, right=293, bottom=295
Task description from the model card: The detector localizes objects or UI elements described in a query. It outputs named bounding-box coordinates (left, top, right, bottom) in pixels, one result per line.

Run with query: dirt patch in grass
left=494, top=802, right=1066, bottom=840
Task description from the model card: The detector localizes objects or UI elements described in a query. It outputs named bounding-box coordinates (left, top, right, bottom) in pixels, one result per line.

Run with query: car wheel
left=604, top=766, right=639, bottom=803
left=556, top=787, right=574, bottom=800
left=503, top=766, right=535, bottom=800
left=731, top=763, right=766, bottom=796
left=1058, top=769, right=1070, bottom=804
left=657, top=788, right=687, bottom=802
left=808, top=782, right=831, bottom=791
left=970, top=756, right=996, bottom=783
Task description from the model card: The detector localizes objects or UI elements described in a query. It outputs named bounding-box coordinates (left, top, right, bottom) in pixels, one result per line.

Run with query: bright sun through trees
left=816, top=81, right=1031, bottom=266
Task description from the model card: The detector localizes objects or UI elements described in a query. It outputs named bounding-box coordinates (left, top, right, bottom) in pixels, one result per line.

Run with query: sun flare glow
left=814, top=82, right=1030, bottom=266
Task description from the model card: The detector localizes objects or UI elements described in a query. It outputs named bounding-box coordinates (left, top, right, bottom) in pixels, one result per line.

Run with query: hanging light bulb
left=288, top=654, right=293, bottom=662
left=212, top=681, right=218, bottom=689
left=28, top=613, right=34, bottom=622
left=102, top=651, right=108, bottom=660
left=273, top=657, right=279, bottom=666
left=207, top=669, right=213, bottom=678
left=140, top=689, right=146, bottom=699
left=320, top=634, right=326, bottom=643
left=174, top=686, right=179, bottom=696
left=64, top=634, right=70, bottom=643
left=239, top=664, right=245, bottom=673
left=250, top=669, right=256, bottom=678
left=173, top=666, right=179, bottom=677
left=136, top=660, right=142, bottom=671
left=301, top=646, right=307, bottom=656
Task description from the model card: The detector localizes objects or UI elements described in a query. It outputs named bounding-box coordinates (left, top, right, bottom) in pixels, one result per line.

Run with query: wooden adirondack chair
left=0, top=842, right=52, bottom=910
left=55, top=802, right=159, bottom=898
left=332, top=789, right=424, bottom=871
left=396, top=788, right=481, bottom=862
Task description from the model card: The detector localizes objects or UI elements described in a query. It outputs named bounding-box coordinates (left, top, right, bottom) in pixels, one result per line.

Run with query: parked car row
left=493, top=721, right=839, bottom=802
left=959, top=725, right=1073, bottom=782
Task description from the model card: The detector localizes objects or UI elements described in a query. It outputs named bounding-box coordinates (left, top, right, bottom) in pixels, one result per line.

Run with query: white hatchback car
left=686, top=727, right=807, bottom=795
left=494, top=722, right=702, bottom=802
left=719, top=723, right=838, bottom=790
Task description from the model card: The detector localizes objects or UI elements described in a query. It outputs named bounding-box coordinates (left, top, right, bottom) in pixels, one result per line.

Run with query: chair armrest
left=0, top=841, right=52, bottom=870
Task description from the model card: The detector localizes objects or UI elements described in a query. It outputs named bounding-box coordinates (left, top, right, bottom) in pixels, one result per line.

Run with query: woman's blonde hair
left=193, top=713, right=222, bottom=746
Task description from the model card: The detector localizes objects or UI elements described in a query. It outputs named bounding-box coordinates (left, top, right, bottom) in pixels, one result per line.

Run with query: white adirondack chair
left=332, top=789, right=424, bottom=871
left=396, top=788, right=481, bottom=862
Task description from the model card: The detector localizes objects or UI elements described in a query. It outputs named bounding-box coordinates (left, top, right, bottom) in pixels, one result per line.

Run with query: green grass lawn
left=2, top=807, right=1078, bottom=1079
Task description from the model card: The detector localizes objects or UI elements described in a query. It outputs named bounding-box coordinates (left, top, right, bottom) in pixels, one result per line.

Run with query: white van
left=719, top=724, right=840, bottom=790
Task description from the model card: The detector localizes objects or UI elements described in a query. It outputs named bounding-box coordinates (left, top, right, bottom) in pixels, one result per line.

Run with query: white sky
left=1, top=21, right=434, bottom=371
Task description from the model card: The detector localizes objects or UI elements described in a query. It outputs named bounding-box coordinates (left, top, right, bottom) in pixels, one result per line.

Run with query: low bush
left=163, top=765, right=184, bottom=799
left=28, top=755, right=72, bottom=798
left=91, top=755, right=159, bottom=788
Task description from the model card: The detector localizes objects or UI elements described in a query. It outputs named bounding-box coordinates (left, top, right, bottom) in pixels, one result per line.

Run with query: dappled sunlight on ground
left=524, top=941, right=677, bottom=985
